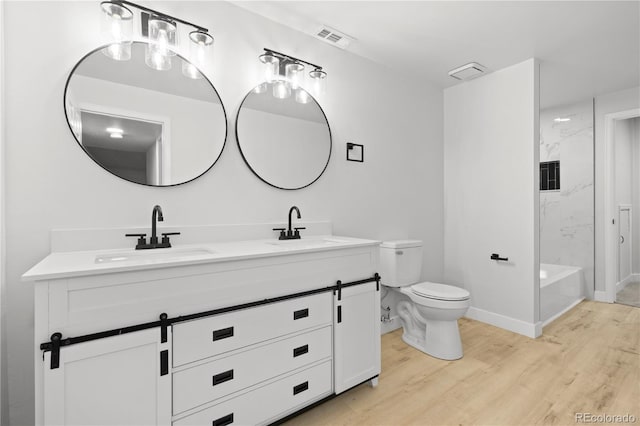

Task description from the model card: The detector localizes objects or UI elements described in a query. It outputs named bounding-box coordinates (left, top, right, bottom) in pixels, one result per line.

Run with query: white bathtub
left=540, top=263, right=585, bottom=326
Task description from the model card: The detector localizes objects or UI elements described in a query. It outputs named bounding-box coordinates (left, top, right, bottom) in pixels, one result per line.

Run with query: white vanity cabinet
left=334, top=282, right=381, bottom=393
left=26, top=237, right=381, bottom=426
left=43, top=328, right=171, bottom=425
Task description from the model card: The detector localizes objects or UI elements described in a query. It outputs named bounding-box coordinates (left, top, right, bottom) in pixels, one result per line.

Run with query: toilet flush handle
left=395, top=250, right=404, bottom=255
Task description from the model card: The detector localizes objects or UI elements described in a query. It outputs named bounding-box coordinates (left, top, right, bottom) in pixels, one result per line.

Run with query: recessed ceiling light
left=109, top=133, right=124, bottom=139
left=553, top=117, right=571, bottom=122
left=106, top=127, right=123, bottom=133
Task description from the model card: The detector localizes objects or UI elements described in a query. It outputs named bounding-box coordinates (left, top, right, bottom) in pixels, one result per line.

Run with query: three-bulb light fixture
left=99, top=0, right=214, bottom=79
left=256, top=49, right=327, bottom=103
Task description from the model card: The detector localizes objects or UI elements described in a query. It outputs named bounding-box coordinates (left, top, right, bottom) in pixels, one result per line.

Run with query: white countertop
left=22, top=235, right=380, bottom=282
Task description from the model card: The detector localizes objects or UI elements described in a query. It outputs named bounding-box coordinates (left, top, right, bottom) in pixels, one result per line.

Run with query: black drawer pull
left=212, top=413, right=234, bottom=426
left=293, top=381, right=309, bottom=395
left=212, top=369, right=234, bottom=386
left=212, top=327, right=234, bottom=342
left=160, top=350, right=168, bottom=376
left=293, top=344, right=309, bottom=358
left=293, top=308, right=309, bottom=320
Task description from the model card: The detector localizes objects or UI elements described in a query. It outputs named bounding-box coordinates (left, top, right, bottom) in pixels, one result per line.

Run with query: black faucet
left=150, top=205, right=163, bottom=245
left=273, top=206, right=306, bottom=240
left=126, top=205, right=180, bottom=249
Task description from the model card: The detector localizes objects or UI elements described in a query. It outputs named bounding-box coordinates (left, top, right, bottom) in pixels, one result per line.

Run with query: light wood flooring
left=286, top=301, right=639, bottom=425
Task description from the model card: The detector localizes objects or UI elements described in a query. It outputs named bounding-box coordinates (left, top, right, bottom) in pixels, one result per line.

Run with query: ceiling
left=232, top=1, right=640, bottom=108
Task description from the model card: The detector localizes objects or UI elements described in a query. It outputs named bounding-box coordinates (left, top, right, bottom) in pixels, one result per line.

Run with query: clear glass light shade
left=273, top=80, right=291, bottom=99
left=181, top=60, right=200, bottom=79
left=259, top=53, right=280, bottom=83
left=182, top=31, right=213, bottom=79
left=286, top=62, right=305, bottom=89
left=148, top=17, right=178, bottom=56
left=309, top=68, right=327, bottom=96
left=295, top=88, right=312, bottom=104
left=102, top=42, right=131, bottom=61
left=253, top=82, right=268, bottom=94
left=145, top=44, right=172, bottom=70
left=100, top=2, right=133, bottom=61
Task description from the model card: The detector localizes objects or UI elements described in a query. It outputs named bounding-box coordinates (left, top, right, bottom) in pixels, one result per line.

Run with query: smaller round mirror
left=236, top=83, right=332, bottom=190
left=64, top=42, right=227, bottom=186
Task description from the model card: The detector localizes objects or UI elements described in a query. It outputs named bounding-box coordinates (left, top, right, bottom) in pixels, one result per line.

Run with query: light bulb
left=273, top=80, right=291, bottom=99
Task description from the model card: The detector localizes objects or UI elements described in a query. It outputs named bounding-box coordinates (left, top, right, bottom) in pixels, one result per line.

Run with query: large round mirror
left=64, top=42, right=227, bottom=186
left=236, top=83, right=331, bottom=190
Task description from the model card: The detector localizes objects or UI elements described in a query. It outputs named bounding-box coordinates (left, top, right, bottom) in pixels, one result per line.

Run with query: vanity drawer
left=172, top=292, right=332, bottom=366
left=173, top=326, right=332, bottom=414
left=173, top=360, right=333, bottom=426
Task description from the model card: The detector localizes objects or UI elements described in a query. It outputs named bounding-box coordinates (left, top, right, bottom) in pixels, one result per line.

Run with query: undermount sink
left=95, top=247, right=215, bottom=264
left=265, top=237, right=352, bottom=250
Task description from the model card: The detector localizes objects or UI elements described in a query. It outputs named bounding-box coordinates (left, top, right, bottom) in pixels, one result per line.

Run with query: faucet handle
left=161, top=232, right=180, bottom=245
left=272, top=228, right=286, bottom=240
left=293, top=227, right=306, bottom=238
left=125, top=233, right=147, bottom=249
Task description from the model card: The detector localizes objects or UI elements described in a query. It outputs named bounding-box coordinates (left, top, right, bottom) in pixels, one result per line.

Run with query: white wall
left=634, top=118, right=640, bottom=274
left=444, top=59, right=540, bottom=337
left=0, top=0, right=5, bottom=420
left=539, top=100, right=594, bottom=294
left=2, top=2, right=443, bottom=424
left=594, top=86, right=640, bottom=292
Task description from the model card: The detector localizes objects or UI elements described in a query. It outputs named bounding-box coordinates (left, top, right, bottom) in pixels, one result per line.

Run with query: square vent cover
left=314, top=26, right=355, bottom=50
left=448, top=62, right=487, bottom=81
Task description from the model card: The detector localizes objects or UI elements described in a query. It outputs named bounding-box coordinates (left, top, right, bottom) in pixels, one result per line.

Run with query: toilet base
left=396, top=298, right=466, bottom=361
left=401, top=319, right=463, bottom=360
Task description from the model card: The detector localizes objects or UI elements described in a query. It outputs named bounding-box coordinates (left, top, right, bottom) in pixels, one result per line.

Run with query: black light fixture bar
left=116, top=0, right=209, bottom=33
left=264, top=48, right=323, bottom=71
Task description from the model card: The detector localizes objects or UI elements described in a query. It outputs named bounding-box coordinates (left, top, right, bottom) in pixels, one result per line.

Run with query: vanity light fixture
left=259, top=52, right=280, bottom=83
left=145, top=16, right=177, bottom=71
left=100, top=1, right=214, bottom=74
left=100, top=1, right=133, bottom=61
left=182, top=31, right=214, bottom=79
left=258, top=48, right=328, bottom=102
left=308, top=68, right=327, bottom=96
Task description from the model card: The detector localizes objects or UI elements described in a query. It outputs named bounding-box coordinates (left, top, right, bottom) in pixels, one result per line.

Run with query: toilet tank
left=379, top=240, right=423, bottom=287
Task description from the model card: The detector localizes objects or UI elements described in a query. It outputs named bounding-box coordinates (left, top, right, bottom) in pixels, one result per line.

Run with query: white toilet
left=379, top=240, right=471, bottom=360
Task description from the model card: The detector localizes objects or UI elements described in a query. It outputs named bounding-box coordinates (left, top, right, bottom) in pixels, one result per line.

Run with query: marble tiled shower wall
left=540, top=100, right=594, bottom=290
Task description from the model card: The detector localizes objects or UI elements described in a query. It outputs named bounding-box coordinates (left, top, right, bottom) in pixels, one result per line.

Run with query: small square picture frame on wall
left=346, top=143, right=364, bottom=162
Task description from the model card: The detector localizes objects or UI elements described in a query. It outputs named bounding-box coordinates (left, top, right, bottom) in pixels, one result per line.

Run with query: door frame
left=617, top=205, right=632, bottom=288
left=77, top=102, right=171, bottom=185
left=603, top=108, right=640, bottom=302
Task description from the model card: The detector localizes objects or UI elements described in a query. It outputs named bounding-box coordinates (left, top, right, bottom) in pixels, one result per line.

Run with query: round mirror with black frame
left=235, top=83, right=331, bottom=190
left=64, top=41, right=227, bottom=187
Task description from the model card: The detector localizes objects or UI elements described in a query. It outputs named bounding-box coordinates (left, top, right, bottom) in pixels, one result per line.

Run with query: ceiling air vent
left=448, top=62, right=487, bottom=81
left=314, top=26, right=354, bottom=50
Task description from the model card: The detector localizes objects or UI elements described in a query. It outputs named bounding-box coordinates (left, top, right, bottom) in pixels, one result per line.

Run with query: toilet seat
left=411, top=282, right=470, bottom=301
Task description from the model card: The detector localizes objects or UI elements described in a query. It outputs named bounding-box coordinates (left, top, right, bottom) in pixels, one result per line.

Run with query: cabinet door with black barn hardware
left=333, top=281, right=381, bottom=394
left=43, top=328, right=171, bottom=425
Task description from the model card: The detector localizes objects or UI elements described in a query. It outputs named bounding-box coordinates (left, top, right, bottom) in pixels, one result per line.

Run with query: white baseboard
left=594, top=290, right=612, bottom=303
left=465, top=307, right=541, bottom=338
left=616, top=275, right=635, bottom=293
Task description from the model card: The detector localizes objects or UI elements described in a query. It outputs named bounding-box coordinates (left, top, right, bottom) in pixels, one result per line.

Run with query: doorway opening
left=604, top=110, right=640, bottom=307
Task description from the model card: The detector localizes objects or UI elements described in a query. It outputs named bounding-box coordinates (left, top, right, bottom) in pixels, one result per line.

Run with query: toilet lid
left=411, top=282, right=470, bottom=301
